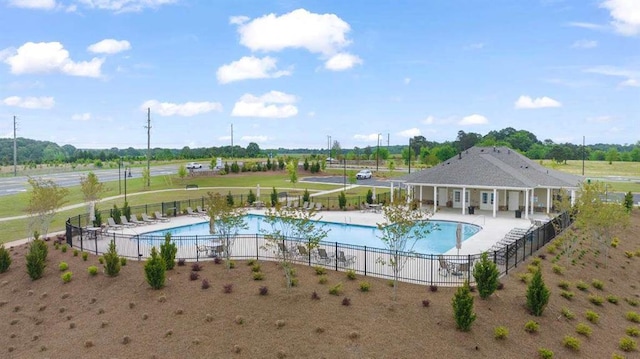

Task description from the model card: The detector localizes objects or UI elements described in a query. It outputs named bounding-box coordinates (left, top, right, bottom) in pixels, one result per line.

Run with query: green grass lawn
left=540, top=159, right=640, bottom=178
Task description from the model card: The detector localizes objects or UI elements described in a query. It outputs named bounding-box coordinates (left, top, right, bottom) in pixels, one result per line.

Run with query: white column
left=419, top=185, right=423, bottom=203
left=546, top=188, right=551, bottom=214
left=531, top=189, right=534, bottom=215
left=407, top=185, right=411, bottom=204
left=570, top=189, right=576, bottom=206
left=493, top=188, right=497, bottom=218
left=433, top=186, right=437, bottom=214
left=462, top=187, right=466, bottom=215
left=390, top=182, right=394, bottom=203
left=525, top=189, right=530, bottom=219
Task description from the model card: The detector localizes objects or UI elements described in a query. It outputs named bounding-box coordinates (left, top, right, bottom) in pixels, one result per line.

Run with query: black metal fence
left=65, top=199, right=571, bottom=286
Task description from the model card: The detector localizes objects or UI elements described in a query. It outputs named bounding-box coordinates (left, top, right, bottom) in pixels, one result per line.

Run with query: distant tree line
left=1, top=127, right=639, bottom=167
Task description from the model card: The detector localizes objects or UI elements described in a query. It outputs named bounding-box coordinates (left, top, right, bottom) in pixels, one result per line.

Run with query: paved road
left=0, top=165, right=207, bottom=197
left=301, top=176, right=393, bottom=187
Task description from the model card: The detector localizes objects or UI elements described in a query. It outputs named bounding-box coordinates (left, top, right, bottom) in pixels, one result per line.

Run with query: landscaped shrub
left=313, top=265, right=327, bottom=275
left=524, top=320, right=540, bottom=333
left=311, top=291, right=320, bottom=300
left=73, top=249, right=79, bottom=257
left=98, top=257, right=104, bottom=264
left=346, top=269, right=356, bottom=280
left=627, top=298, right=640, bottom=307
left=81, top=252, right=88, bottom=261
left=247, top=189, right=256, bottom=205
left=611, top=237, right=620, bottom=248
left=561, top=307, right=575, bottom=319
left=576, top=280, right=588, bottom=291
left=144, top=247, right=166, bottom=290
left=120, top=257, right=127, bottom=266
left=227, top=260, right=236, bottom=269
left=259, top=286, right=268, bottom=296
left=562, top=336, right=581, bottom=351
left=103, top=240, right=121, bottom=277
left=472, top=252, right=499, bottom=299
left=558, top=280, right=571, bottom=290
left=190, top=272, right=200, bottom=281
left=329, top=283, right=343, bottom=296
left=338, top=191, right=347, bottom=210
left=585, top=310, right=600, bottom=323
left=430, top=285, right=438, bottom=292
left=201, top=279, right=210, bottom=290
left=342, top=297, right=351, bottom=306
left=359, top=281, right=370, bottom=292
left=607, top=295, right=619, bottom=304
left=626, top=327, right=640, bottom=337
left=191, top=263, right=203, bottom=271
left=1, top=245, right=14, bottom=273
left=60, top=244, right=67, bottom=253
left=26, top=239, right=48, bottom=280
left=422, top=299, right=430, bottom=307
left=575, top=323, right=592, bottom=337
left=87, top=266, right=98, bottom=276
left=551, top=264, right=564, bottom=275
left=452, top=280, right=476, bottom=332
left=251, top=263, right=261, bottom=272
left=588, top=295, right=605, bottom=306
left=59, top=262, right=68, bottom=271
left=494, top=326, right=508, bottom=340
left=561, top=291, right=574, bottom=300
left=526, top=267, right=550, bottom=316
left=61, top=271, right=72, bottom=283
left=619, top=336, right=637, bottom=352
left=626, top=311, right=640, bottom=323
left=538, top=348, right=554, bottom=359
left=253, top=272, right=264, bottom=281
left=365, top=189, right=373, bottom=204
left=177, top=258, right=186, bottom=266
left=160, top=233, right=178, bottom=270
left=592, top=279, right=604, bottom=290
left=223, top=283, right=233, bottom=294
left=518, top=273, right=531, bottom=283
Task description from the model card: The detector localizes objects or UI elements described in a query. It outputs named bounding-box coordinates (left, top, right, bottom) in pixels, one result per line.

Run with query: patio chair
left=277, top=242, right=291, bottom=258
left=306, top=202, right=315, bottom=211
left=129, top=215, right=145, bottom=225
left=437, top=255, right=450, bottom=276
left=141, top=213, right=157, bottom=224
left=154, top=211, right=171, bottom=223
left=106, top=217, right=123, bottom=231
left=315, top=202, right=323, bottom=211
left=316, top=248, right=333, bottom=264
left=337, top=251, right=355, bottom=267
left=301, top=201, right=309, bottom=210
left=296, top=245, right=310, bottom=260
left=119, top=215, right=137, bottom=227
left=196, top=206, right=207, bottom=215
left=186, top=207, right=201, bottom=217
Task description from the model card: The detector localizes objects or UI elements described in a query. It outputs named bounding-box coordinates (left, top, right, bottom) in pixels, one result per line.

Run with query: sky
left=0, top=0, right=638, bottom=150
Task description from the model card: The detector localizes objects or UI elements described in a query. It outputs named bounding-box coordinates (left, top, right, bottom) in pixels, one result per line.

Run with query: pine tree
left=103, top=240, right=121, bottom=277
left=0, top=244, right=11, bottom=273
left=145, top=247, right=166, bottom=289
left=25, top=239, right=47, bottom=280
left=452, top=280, right=476, bottom=331
left=472, top=252, right=499, bottom=299
left=160, top=233, right=178, bottom=270
left=526, top=267, right=550, bottom=316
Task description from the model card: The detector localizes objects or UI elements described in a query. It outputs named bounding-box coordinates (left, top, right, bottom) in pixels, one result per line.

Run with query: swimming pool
left=139, top=214, right=480, bottom=254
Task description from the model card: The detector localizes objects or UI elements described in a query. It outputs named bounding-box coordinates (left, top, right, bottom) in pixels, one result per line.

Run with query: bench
left=186, top=184, right=199, bottom=190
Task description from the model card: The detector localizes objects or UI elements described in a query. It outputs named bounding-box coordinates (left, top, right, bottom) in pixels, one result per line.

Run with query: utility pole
left=13, top=115, right=17, bottom=177
left=145, top=108, right=151, bottom=187
left=231, top=123, right=234, bottom=158
left=408, top=138, right=411, bottom=174
left=327, top=135, right=331, bottom=162
left=376, top=133, right=381, bottom=171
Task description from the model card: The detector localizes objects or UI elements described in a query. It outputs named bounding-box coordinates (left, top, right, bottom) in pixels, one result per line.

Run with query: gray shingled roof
left=401, top=146, right=583, bottom=189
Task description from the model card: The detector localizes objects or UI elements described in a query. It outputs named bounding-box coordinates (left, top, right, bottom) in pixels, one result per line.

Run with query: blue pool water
left=139, top=214, right=480, bottom=254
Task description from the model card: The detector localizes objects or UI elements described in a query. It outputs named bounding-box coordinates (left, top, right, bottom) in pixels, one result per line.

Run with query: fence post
left=256, top=234, right=259, bottom=260
left=364, top=246, right=367, bottom=276
left=335, top=242, right=338, bottom=271
left=505, top=244, right=509, bottom=275
left=137, top=236, right=141, bottom=261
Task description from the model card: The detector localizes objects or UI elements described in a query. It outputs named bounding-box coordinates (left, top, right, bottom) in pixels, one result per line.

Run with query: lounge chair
left=106, top=217, right=123, bottom=231
left=129, top=215, right=145, bottom=225
left=437, top=255, right=450, bottom=276
left=196, top=206, right=207, bottom=215
left=154, top=211, right=170, bottom=223
left=296, top=245, right=309, bottom=260
left=337, top=251, right=355, bottom=267
left=315, top=202, right=323, bottom=211
left=301, top=201, right=309, bottom=210
left=316, top=248, right=332, bottom=264
left=306, top=202, right=315, bottom=211
left=120, top=215, right=137, bottom=227
left=141, top=213, right=157, bottom=224
left=186, top=207, right=203, bottom=217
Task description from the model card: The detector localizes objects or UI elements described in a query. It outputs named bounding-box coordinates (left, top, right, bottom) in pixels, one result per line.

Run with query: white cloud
left=422, top=116, right=435, bottom=125
left=398, top=128, right=421, bottom=138
left=141, top=100, right=223, bottom=117
left=584, top=66, right=639, bottom=87
left=353, top=133, right=380, bottom=142
left=514, top=95, right=562, bottom=109
left=571, top=39, right=598, bottom=49
left=8, top=0, right=56, bottom=9
left=88, top=39, right=131, bottom=54
left=231, top=91, right=298, bottom=118
left=72, top=112, right=91, bottom=121
left=324, top=53, right=362, bottom=71
left=458, top=114, right=488, bottom=125
left=2, top=96, right=54, bottom=109
left=236, top=9, right=351, bottom=55
left=229, top=15, right=249, bottom=25
left=216, top=56, right=290, bottom=84
left=601, top=0, right=640, bottom=36
left=218, top=135, right=232, bottom=141
left=403, top=77, right=411, bottom=85
left=567, top=22, right=607, bottom=30
left=3, top=42, right=103, bottom=77
left=76, top=0, right=177, bottom=13
left=241, top=135, right=268, bottom=142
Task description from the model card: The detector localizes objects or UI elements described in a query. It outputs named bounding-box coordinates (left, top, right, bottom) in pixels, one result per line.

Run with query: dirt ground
left=1, top=212, right=640, bottom=359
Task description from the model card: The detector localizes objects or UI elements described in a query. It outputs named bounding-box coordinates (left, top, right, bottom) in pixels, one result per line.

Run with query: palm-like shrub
left=145, top=247, right=166, bottom=289
left=452, top=280, right=476, bottom=331
left=103, top=240, right=121, bottom=277
left=526, top=266, right=550, bottom=316
left=160, top=233, right=178, bottom=270
left=472, top=252, right=499, bottom=299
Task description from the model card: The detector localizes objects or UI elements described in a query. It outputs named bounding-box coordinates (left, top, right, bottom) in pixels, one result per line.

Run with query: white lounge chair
left=186, top=207, right=203, bottom=217
left=196, top=206, right=207, bottom=215
left=154, top=211, right=170, bottom=223
left=141, top=213, right=157, bottom=224
left=106, top=217, right=123, bottom=231
left=119, top=215, right=137, bottom=227
left=129, top=215, right=145, bottom=225
left=337, top=251, right=355, bottom=267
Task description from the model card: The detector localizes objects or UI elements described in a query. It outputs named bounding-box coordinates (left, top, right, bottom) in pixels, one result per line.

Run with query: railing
left=65, top=200, right=572, bottom=286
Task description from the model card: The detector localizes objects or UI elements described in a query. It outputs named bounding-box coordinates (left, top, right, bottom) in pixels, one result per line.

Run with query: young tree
left=526, top=267, right=550, bottom=316
left=452, top=280, right=476, bottom=331
left=261, top=206, right=328, bottom=289
left=270, top=187, right=278, bottom=207
left=376, top=202, right=433, bottom=300
left=348, top=171, right=357, bottom=185
left=338, top=191, right=347, bottom=210
left=226, top=191, right=235, bottom=207
left=25, top=237, right=47, bottom=280
left=302, top=188, right=310, bottom=203
left=624, top=191, right=634, bottom=213
left=160, top=233, right=178, bottom=270
left=472, top=252, right=499, bottom=299
left=0, top=244, right=11, bottom=273
left=145, top=247, right=166, bottom=289
left=177, top=164, right=188, bottom=180
left=205, top=192, right=248, bottom=271
left=80, top=171, right=105, bottom=221
left=103, top=240, right=121, bottom=277
left=142, top=167, right=151, bottom=188
left=26, top=177, right=69, bottom=238
left=247, top=189, right=256, bottom=205
left=287, top=160, right=298, bottom=185
left=366, top=189, right=374, bottom=204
